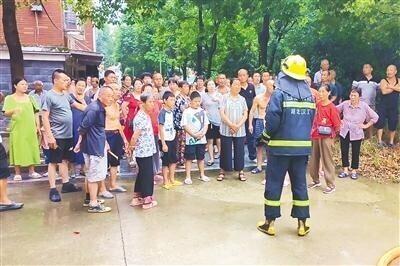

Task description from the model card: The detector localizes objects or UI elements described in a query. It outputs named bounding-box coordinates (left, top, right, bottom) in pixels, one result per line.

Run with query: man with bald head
left=74, top=86, right=114, bottom=213
left=313, top=59, right=330, bottom=84
left=376, top=64, right=400, bottom=148
left=238, top=68, right=257, bottom=161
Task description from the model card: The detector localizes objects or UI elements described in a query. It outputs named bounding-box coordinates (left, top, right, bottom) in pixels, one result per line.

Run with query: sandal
left=251, top=167, right=262, bottom=174
left=217, top=172, right=225, bottom=181
left=239, top=171, right=247, bottom=181
left=207, top=161, right=215, bottom=166
left=338, top=172, right=349, bottom=178
left=142, top=200, right=158, bottom=210
left=129, top=197, right=143, bottom=207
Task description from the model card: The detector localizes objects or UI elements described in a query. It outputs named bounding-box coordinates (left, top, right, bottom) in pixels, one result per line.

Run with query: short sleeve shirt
left=180, top=107, right=209, bottom=145
left=42, top=90, right=75, bottom=139
left=219, top=95, right=248, bottom=137
left=158, top=108, right=176, bottom=141
left=133, top=110, right=156, bottom=158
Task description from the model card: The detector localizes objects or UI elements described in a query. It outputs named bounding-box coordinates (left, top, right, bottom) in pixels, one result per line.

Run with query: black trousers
left=134, top=156, right=154, bottom=198
left=340, top=133, right=362, bottom=169
left=220, top=135, right=245, bottom=171
left=264, top=155, right=310, bottom=220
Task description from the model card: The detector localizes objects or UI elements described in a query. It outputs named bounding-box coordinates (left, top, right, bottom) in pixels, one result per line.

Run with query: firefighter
left=257, top=55, right=315, bottom=236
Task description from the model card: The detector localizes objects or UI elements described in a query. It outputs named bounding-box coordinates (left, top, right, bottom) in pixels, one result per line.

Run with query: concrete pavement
left=1, top=172, right=399, bottom=265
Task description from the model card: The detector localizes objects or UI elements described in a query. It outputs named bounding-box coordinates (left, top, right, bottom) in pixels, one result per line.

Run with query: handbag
left=317, top=125, right=332, bottom=135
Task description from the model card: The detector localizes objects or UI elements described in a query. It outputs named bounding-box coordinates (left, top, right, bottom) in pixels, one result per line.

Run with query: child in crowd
left=181, top=91, right=210, bottom=184
left=158, top=91, right=182, bottom=189
left=173, top=81, right=191, bottom=167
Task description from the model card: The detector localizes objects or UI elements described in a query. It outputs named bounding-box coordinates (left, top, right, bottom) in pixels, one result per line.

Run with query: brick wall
left=0, top=0, right=64, bottom=47
left=0, top=0, right=95, bottom=51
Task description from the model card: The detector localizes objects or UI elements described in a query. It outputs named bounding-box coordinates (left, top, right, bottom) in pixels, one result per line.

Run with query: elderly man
left=313, top=59, right=330, bottom=84
left=29, top=80, right=47, bottom=111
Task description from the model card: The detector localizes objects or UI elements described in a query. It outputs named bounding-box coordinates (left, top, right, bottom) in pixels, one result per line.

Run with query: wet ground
left=1, top=170, right=399, bottom=265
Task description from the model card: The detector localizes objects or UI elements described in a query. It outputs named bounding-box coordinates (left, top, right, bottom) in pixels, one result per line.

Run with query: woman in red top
left=122, top=78, right=143, bottom=141
left=308, top=85, right=341, bottom=194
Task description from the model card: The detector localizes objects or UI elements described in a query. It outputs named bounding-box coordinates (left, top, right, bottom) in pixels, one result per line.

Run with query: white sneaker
left=261, top=179, right=266, bottom=185
left=199, top=175, right=210, bottom=182
left=184, top=177, right=193, bottom=185
left=29, top=172, right=42, bottom=179
left=13, top=175, right=22, bottom=181
left=99, top=191, right=114, bottom=199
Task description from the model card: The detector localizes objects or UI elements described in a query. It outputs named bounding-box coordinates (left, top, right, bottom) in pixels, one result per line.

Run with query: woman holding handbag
left=308, top=85, right=341, bottom=194
left=2, top=78, right=41, bottom=181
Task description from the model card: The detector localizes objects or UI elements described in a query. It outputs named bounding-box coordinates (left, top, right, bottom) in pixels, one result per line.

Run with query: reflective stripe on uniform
left=268, top=140, right=311, bottom=147
left=262, top=131, right=271, bottom=138
left=265, top=199, right=280, bottom=207
left=293, top=200, right=310, bottom=207
left=283, top=101, right=316, bottom=109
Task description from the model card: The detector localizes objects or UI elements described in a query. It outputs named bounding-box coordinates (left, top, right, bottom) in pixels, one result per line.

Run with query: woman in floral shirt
left=129, top=93, right=157, bottom=209
left=173, top=81, right=191, bottom=166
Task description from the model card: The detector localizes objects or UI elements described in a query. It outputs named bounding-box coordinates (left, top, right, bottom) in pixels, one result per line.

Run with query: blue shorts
left=184, top=144, right=206, bottom=161
left=253, top=119, right=265, bottom=146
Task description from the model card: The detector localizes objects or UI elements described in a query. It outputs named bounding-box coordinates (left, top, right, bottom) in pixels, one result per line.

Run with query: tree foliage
left=76, top=0, right=400, bottom=83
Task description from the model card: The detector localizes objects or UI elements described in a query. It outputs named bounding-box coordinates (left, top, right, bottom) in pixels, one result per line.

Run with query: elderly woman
left=202, top=80, right=222, bottom=166
left=218, top=79, right=248, bottom=181
left=308, top=85, right=341, bottom=194
left=336, top=87, right=379, bottom=180
left=129, top=93, right=158, bottom=209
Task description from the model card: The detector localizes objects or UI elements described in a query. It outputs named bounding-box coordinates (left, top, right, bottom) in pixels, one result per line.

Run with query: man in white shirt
left=313, top=59, right=329, bottom=84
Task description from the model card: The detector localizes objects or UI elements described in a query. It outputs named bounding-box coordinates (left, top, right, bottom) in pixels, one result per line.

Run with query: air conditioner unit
left=31, top=4, right=43, bottom=12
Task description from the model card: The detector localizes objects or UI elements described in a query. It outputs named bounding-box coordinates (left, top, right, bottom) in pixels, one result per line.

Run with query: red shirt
left=149, top=101, right=161, bottom=135
left=311, top=101, right=341, bottom=139
left=123, top=97, right=141, bottom=141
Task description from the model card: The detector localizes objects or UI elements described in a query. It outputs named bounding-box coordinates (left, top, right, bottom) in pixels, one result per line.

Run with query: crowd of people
left=0, top=59, right=398, bottom=218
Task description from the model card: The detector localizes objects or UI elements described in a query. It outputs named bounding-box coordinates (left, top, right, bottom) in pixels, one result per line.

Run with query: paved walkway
left=1, top=171, right=398, bottom=265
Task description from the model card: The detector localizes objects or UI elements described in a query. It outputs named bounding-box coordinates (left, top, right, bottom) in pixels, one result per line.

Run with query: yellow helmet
left=281, top=55, right=307, bottom=80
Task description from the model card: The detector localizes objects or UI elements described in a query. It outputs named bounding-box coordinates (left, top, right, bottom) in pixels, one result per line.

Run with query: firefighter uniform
left=257, top=55, right=315, bottom=236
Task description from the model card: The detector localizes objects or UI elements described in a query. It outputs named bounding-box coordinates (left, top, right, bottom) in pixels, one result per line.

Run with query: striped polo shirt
left=219, top=94, right=248, bottom=137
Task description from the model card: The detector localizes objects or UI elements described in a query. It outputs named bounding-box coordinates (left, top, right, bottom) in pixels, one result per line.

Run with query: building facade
left=0, top=0, right=102, bottom=91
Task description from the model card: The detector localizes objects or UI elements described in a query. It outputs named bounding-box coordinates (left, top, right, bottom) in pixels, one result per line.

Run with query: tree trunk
left=206, top=27, right=218, bottom=79
left=268, top=35, right=284, bottom=71
left=258, top=12, right=270, bottom=68
left=2, top=0, right=24, bottom=91
left=182, top=60, right=188, bottom=80
left=196, top=3, right=204, bottom=75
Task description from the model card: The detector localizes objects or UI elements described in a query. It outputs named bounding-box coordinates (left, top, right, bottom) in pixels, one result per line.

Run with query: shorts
left=83, top=152, right=108, bottom=182
left=375, top=106, right=399, bottom=131
left=159, top=139, right=178, bottom=166
left=48, top=138, right=73, bottom=164
left=106, top=131, right=124, bottom=167
left=206, top=124, right=220, bottom=140
left=253, top=118, right=265, bottom=146
left=184, top=144, right=206, bottom=160
left=0, top=144, right=10, bottom=179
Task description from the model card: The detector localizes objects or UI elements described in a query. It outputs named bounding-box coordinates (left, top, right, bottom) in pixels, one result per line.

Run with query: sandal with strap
left=142, top=200, right=158, bottom=210
left=217, top=172, right=225, bottom=181
left=239, top=171, right=247, bottom=181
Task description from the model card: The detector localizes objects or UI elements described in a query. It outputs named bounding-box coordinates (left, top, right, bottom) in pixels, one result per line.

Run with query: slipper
left=13, top=175, right=22, bottom=181
left=239, top=171, right=247, bottom=181
left=29, top=172, right=42, bottom=179
left=207, top=161, right=214, bottom=166
left=251, top=167, right=262, bottom=174
left=0, top=202, right=24, bottom=212
left=217, top=172, right=224, bottom=181
left=214, top=154, right=220, bottom=159
left=109, top=186, right=127, bottom=193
